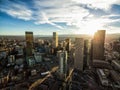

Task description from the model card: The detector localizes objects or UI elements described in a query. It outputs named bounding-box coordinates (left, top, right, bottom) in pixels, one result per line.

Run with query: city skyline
left=0, top=0, right=120, bottom=35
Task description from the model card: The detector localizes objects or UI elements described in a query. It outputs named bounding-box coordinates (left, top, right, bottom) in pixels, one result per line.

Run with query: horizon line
left=0, top=33, right=120, bottom=36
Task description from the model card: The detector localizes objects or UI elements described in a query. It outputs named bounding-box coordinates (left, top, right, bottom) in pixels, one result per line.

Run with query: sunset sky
left=0, top=0, right=120, bottom=35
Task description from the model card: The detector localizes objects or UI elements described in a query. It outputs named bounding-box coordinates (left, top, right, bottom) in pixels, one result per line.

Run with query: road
left=29, top=66, right=58, bottom=90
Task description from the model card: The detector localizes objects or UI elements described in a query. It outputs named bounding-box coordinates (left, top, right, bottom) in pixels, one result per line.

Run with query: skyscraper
left=84, top=40, right=90, bottom=69
left=25, top=32, right=34, bottom=56
left=65, top=38, right=71, bottom=53
left=26, top=32, right=33, bottom=43
left=92, top=30, right=106, bottom=60
left=57, top=50, right=68, bottom=78
left=53, top=32, right=58, bottom=48
left=74, top=38, right=84, bottom=71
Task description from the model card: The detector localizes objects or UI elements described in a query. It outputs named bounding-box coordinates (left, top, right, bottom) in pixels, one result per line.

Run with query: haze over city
left=0, top=0, right=120, bottom=35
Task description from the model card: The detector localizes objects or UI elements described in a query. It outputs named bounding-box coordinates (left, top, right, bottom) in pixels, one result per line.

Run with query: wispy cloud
left=33, top=0, right=90, bottom=29
left=32, top=0, right=120, bottom=34
left=0, top=0, right=120, bottom=33
left=34, top=12, right=64, bottom=29
left=0, top=0, right=32, bottom=21
left=72, top=0, right=120, bottom=10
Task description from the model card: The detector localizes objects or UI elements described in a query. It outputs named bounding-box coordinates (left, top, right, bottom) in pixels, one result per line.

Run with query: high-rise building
left=84, top=40, right=90, bottom=69
left=65, top=38, right=71, bottom=53
left=26, top=32, right=33, bottom=43
left=25, top=32, right=33, bottom=56
left=92, top=30, right=106, bottom=60
left=57, top=50, right=68, bottom=78
left=112, top=40, right=120, bottom=53
left=34, top=52, right=43, bottom=63
left=53, top=32, right=58, bottom=48
left=74, top=38, right=84, bottom=71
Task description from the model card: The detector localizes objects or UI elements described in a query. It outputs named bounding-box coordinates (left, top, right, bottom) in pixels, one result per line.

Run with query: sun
left=86, top=29, right=98, bottom=35
left=83, top=22, right=103, bottom=35
left=74, top=28, right=97, bottom=36
left=73, top=19, right=104, bottom=35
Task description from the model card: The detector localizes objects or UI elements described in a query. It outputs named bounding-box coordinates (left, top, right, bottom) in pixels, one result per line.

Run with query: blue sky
left=0, top=0, right=120, bottom=35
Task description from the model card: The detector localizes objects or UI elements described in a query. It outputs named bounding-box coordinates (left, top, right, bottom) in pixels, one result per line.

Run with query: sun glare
left=74, top=20, right=104, bottom=36
left=74, top=29, right=97, bottom=36
left=85, top=29, right=97, bottom=35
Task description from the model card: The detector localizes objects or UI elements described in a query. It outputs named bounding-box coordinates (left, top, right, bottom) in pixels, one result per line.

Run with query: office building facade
left=74, top=38, right=84, bottom=71
left=25, top=32, right=34, bottom=56
left=92, top=30, right=106, bottom=60
left=57, top=50, right=68, bottom=78
left=53, top=32, right=58, bottom=48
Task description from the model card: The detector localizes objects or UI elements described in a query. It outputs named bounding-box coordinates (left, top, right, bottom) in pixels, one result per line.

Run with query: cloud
left=0, top=0, right=32, bottom=21
left=0, top=0, right=120, bottom=33
left=1, top=9, right=32, bottom=21
left=33, top=0, right=120, bottom=34
left=72, top=0, right=120, bottom=10
left=34, top=12, right=64, bottom=29
left=72, top=14, right=120, bottom=34
left=33, top=0, right=90, bottom=28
